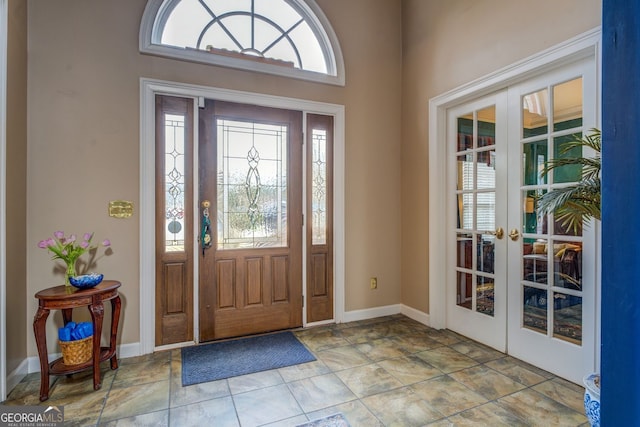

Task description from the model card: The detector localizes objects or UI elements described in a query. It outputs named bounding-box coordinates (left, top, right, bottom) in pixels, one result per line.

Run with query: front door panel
left=199, top=100, right=303, bottom=341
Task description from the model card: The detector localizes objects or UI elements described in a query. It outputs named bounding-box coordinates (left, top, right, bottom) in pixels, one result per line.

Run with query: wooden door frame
left=139, top=78, right=345, bottom=354
left=428, top=29, right=601, bottom=364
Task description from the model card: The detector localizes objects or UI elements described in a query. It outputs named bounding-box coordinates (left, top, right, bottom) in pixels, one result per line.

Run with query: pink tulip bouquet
left=38, top=231, right=111, bottom=286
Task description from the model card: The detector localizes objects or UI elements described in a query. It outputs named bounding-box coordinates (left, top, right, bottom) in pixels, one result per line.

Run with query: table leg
left=61, top=308, right=73, bottom=325
left=33, top=306, right=50, bottom=401
left=89, top=300, right=104, bottom=391
left=109, top=296, right=121, bottom=370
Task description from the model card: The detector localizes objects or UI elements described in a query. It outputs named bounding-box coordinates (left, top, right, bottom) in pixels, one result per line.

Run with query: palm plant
left=537, top=128, right=601, bottom=234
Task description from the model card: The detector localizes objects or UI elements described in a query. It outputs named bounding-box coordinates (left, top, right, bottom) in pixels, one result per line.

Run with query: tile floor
left=2, top=315, right=589, bottom=426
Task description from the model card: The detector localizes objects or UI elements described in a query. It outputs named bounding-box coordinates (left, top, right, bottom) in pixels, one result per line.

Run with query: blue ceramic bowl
left=69, top=273, right=104, bottom=289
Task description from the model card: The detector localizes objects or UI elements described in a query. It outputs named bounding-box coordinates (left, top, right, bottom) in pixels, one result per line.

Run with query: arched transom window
left=140, top=0, right=344, bottom=85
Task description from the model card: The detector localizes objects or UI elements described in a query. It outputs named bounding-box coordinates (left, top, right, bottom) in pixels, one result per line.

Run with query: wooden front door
left=198, top=100, right=303, bottom=341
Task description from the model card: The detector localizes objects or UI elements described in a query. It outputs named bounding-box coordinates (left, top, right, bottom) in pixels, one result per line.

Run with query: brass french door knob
left=508, top=228, right=520, bottom=241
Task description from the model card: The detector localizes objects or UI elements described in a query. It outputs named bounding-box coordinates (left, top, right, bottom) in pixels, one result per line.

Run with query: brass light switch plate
left=109, top=200, right=134, bottom=218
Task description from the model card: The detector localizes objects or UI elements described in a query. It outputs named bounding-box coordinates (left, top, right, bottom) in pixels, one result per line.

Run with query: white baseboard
left=342, top=304, right=401, bottom=323
left=6, top=358, right=28, bottom=394
left=341, top=303, right=432, bottom=329
left=400, top=304, right=431, bottom=327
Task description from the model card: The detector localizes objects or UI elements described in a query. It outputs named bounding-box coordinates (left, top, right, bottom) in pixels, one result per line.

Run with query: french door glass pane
left=477, top=106, right=495, bottom=147
left=519, top=76, right=584, bottom=345
left=553, top=133, right=583, bottom=184
left=553, top=78, right=583, bottom=132
left=457, top=154, right=474, bottom=191
left=553, top=292, right=582, bottom=344
left=217, top=119, right=288, bottom=249
left=477, top=234, right=495, bottom=274
left=454, top=105, right=497, bottom=316
left=457, top=115, right=473, bottom=151
left=552, top=240, right=582, bottom=290
left=457, top=271, right=473, bottom=309
left=522, top=88, right=548, bottom=137
left=523, top=140, right=547, bottom=186
left=476, top=150, right=496, bottom=189
left=457, top=233, right=473, bottom=269
left=164, top=113, right=186, bottom=252
left=476, top=275, right=494, bottom=316
left=523, top=285, right=547, bottom=334
left=457, top=193, right=473, bottom=230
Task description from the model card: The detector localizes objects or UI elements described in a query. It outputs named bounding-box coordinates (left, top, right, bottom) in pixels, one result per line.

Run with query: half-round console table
left=33, top=280, right=122, bottom=401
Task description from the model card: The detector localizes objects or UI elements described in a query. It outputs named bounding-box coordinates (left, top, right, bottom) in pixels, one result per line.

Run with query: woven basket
left=59, top=336, right=93, bottom=365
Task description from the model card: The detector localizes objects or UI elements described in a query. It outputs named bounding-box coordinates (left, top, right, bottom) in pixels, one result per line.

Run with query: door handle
left=489, top=227, right=504, bottom=239
left=508, top=228, right=520, bottom=241
left=200, top=200, right=212, bottom=255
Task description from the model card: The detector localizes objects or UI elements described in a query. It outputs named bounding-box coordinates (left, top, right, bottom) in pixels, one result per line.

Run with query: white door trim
left=140, top=78, right=346, bottom=354
left=429, top=28, right=601, bottom=331
left=0, top=0, right=7, bottom=402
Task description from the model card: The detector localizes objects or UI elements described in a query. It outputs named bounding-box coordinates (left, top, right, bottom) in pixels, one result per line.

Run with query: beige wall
left=6, top=0, right=28, bottom=374
left=17, top=0, right=601, bottom=361
left=25, top=0, right=403, bottom=356
left=400, top=0, right=602, bottom=313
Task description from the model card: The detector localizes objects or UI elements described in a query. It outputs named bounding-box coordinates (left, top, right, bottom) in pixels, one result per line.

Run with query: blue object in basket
left=69, top=273, right=104, bottom=289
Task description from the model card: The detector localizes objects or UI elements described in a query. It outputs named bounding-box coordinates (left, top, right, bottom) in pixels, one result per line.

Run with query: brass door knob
left=491, top=227, right=504, bottom=239
left=508, top=228, right=520, bottom=241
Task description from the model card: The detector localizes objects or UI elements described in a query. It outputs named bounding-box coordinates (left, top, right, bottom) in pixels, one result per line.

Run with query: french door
left=447, top=57, right=597, bottom=383
left=447, top=92, right=508, bottom=351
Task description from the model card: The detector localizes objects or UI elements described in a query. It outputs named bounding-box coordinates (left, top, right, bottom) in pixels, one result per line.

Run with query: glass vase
left=65, top=262, right=77, bottom=287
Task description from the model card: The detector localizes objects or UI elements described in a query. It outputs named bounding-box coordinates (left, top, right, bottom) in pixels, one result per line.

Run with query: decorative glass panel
left=523, top=285, right=547, bottom=334
left=160, top=0, right=327, bottom=73
left=553, top=292, right=582, bottom=344
left=311, top=129, right=327, bottom=245
left=217, top=119, right=288, bottom=249
left=164, top=114, right=186, bottom=252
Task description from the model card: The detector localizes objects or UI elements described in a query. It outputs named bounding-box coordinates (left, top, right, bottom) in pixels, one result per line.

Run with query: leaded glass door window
left=216, top=119, right=288, bottom=249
